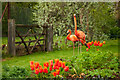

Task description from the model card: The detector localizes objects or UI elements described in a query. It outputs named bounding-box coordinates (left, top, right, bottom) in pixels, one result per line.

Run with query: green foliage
left=2, top=65, right=29, bottom=78
left=110, top=26, right=120, bottom=39
left=2, top=2, right=38, bottom=36
left=63, top=50, right=119, bottom=78
left=33, top=2, right=117, bottom=41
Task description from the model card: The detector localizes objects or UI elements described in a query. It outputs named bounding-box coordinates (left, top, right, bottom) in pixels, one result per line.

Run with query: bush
left=2, top=65, right=29, bottom=78
left=110, top=27, right=120, bottom=39
left=61, top=50, right=119, bottom=78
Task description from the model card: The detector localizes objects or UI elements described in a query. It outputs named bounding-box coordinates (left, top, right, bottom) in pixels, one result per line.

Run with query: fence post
left=47, top=26, right=53, bottom=51
left=8, top=19, right=16, bottom=56
left=43, top=25, right=53, bottom=51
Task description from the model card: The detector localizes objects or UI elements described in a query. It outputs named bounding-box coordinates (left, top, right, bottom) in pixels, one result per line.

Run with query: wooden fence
left=8, top=19, right=53, bottom=56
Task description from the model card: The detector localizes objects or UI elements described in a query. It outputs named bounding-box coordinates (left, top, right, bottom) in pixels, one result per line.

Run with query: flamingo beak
left=67, top=31, right=69, bottom=33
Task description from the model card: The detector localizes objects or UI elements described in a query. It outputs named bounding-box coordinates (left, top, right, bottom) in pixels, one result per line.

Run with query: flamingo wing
left=69, top=35, right=78, bottom=42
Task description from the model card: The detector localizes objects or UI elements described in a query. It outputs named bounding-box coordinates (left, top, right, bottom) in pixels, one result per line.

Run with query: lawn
left=2, top=38, right=119, bottom=69
left=2, top=36, right=120, bottom=78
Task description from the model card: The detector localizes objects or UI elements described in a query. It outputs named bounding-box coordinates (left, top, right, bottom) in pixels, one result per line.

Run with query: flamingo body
left=74, top=14, right=87, bottom=45
left=67, top=29, right=78, bottom=55
left=67, top=35, right=78, bottom=42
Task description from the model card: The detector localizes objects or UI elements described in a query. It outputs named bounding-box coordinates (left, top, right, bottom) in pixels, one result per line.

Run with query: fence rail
left=8, top=19, right=53, bottom=56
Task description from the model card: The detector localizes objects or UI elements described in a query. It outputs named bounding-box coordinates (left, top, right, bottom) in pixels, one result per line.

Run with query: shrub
left=2, top=65, right=29, bottom=78
left=61, top=50, right=119, bottom=78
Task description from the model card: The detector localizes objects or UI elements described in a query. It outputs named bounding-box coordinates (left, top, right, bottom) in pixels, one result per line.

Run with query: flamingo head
left=67, top=29, right=71, bottom=33
left=74, top=14, right=76, bottom=17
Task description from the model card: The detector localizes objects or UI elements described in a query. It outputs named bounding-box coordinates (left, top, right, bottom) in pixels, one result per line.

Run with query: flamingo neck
left=67, top=30, right=71, bottom=40
left=74, top=16, right=77, bottom=34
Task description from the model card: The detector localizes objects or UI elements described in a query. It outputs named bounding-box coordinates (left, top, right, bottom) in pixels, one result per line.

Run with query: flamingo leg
left=73, top=42, right=74, bottom=56
left=80, top=42, right=82, bottom=53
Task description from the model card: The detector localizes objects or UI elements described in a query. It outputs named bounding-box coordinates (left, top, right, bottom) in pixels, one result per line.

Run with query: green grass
left=2, top=38, right=119, bottom=70
left=2, top=36, right=119, bottom=72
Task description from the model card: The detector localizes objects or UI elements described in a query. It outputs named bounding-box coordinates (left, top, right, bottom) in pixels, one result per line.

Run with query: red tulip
left=49, top=60, right=53, bottom=66
left=91, top=41, right=93, bottom=44
left=53, top=65, right=57, bottom=70
left=52, top=72, right=56, bottom=77
left=39, top=65, right=42, bottom=69
left=46, top=62, right=49, bottom=67
left=30, top=61, right=34, bottom=65
left=55, top=59, right=59, bottom=66
left=97, top=49, right=99, bottom=51
left=56, top=69, right=60, bottom=75
left=39, top=68, right=43, bottom=73
left=94, top=41, right=97, bottom=46
left=89, top=42, right=92, bottom=46
left=30, top=65, right=34, bottom=70
left=96, top=43, right=99, bottom=46
left=99, top=43, right=103, bottom=47
left=86, top=48, right=89, bottom=51
left=98, top=41, right=100, bottom=44
left=35, top=69, right=39, bottom=74
left=64, top=66, right=69, bottom=72
left=56, top=66, right=59, bottom=69
left=35, top=62, right=39, bottom=68
left=62, top=62, right=65, bottom=68
left=103, top=41, right=105, bottom=44
left=58, top=61, right=62, bottom=67
left=49, top=66, right=52, bottom=71
left=44, top=62, right=49, bottom=67
left=87, top=43, right=90, bottom=49
left=43, top=67, right=48, bottom=73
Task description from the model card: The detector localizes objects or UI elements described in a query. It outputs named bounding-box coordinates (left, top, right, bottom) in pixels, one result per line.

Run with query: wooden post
left=47, top=26, right=53, bottom=51
left=43, top=25, right=53, bottom=51
left=43, top=26, right=47, bottom=51
left=8, top=19, right=16, bottom=56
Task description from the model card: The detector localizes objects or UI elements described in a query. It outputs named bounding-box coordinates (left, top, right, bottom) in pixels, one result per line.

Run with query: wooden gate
left=8, top=19, right=53, bottom=56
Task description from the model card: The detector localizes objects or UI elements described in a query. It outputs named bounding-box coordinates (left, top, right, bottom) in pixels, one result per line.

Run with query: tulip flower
left=39, top=68, right=43, bottom=73
left=43, top=67, right=48, bottom=73
left=56, top=69, right=60, bottom=75
left=94, top=41, right=97, bottom=46
left=30, top=65, right=34, bottom=70
left=53, top=65, right=57, bottom=70
left=58, top=61, right=62, bottom=67
left=97, top=49, right=99, bottom=51
left=54, top=59, right=59, bottom=66
left=99, top=43, right=103, bottom=47
left=87, top=43, right=90, bottom=49
left=56, top=66, right=59, bottom=69
left=39, top=65, right=42, bottom=68
left=49, top=66, right=52, bottom=71
left=52, top=72, right=57, bottom=77
left=98, top=41, right=100, bottom=44
left=64, top=66, right=69, bottom=72
left=86, top=48, right=89, bottom=51
left=35, top=69, right=39, bottom=74
left=49, top=60, right=53, bottom=66
left=91, top=41, right=93, bottom=44
left=44, top=62, right=49, bottom=67
left=35, top=62, right=39, bottom=68
left=30, top=61, right=34, bottom=65
left=103, top=41, right=105, bottom=44
left=89, top=42, right=92, bottom=46
left=62, top=62, right=65, bottom=68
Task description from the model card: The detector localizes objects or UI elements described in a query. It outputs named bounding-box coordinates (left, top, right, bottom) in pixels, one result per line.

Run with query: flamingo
left=67, top=29, right=78, bottom=55
left=73, top=14, right=89, bottom=54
